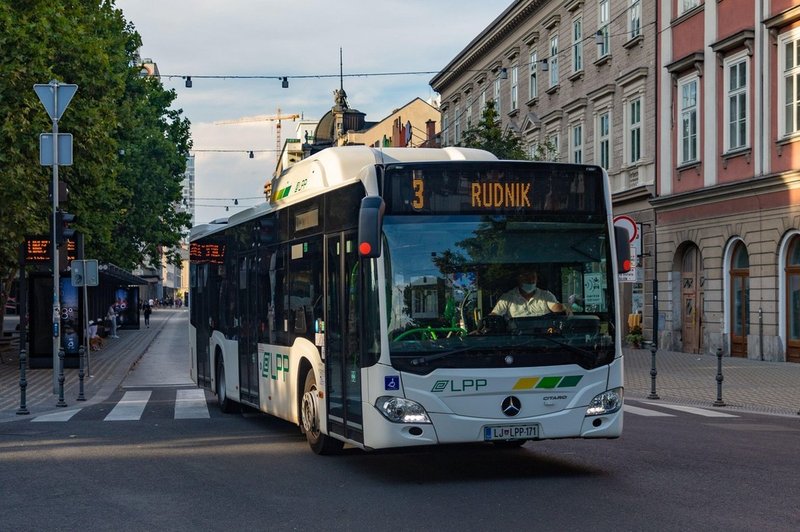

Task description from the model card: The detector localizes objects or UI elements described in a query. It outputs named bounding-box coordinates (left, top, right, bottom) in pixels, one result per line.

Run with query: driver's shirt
left=491, top=287, right=558, bottom=318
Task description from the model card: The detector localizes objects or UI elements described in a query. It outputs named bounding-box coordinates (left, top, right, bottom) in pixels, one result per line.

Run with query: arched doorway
left=785, top=237, right=800, bottom=363
left=729, top=242, right=749, bottom=357
left=680, top=245, right=702, bottom=353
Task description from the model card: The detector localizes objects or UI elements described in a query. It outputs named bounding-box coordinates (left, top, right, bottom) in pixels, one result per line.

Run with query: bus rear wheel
left=216, top=357, right=236, bottom=414
left=301, top=369, right=344, bottom=455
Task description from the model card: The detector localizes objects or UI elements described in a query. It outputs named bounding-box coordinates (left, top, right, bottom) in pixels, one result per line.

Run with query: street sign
left=39, top=133, right=73, bottom=166
left=84, top=259, right=99, bottom=286
left=34, top=82, right=78, bottom=121
left=70, top=259, right=85, bottom=286
left=70, top=259, right=100, bottom=287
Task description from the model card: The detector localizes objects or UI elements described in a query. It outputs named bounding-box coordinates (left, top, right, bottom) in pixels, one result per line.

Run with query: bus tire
left=301, top=369, right=344, bottom=455
left=216, top=356, right=236, bottom=414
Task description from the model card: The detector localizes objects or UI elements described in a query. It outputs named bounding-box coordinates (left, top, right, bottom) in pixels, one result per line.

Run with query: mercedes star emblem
left=501, top=395, right=521, bottom=417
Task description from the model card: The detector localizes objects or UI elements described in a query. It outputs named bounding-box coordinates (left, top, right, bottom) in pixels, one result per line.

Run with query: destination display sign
left=384, top=162, right=604, bottom=216
left=190, top=242, right=225, bottom=264
left=26, top=237, right=51, bottom=263
left=25, top=237, right=77, bottom=264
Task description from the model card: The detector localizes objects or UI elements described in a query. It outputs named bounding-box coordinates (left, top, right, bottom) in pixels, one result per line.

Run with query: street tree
left=459, top=99, right=529, bottom=160
left=0, top=0, right=192, bottom=320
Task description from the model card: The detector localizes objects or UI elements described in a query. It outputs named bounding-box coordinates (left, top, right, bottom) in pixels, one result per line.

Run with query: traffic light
left=56, top=209, right=76, bottom=247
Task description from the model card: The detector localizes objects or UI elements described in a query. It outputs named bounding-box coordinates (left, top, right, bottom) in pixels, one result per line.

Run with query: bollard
left=56, top=348, right=67, bottom=407
left=712, top=347, right=726, bottom=407
left=77, top=345, right=86, bottom=401
left=647, top=340, right=659, bottom=400
left=17, top=345, right=29, bottom=415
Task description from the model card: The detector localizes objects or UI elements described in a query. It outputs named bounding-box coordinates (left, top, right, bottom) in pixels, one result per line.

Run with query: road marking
left=105, top=390, right=151, bottom=421
left=643, top=402, right=739, bottom=418
left=32, top=408, right=82, bottom=422
left=174, top=388, right=210, bottom=419
left=624, top=404, right=675, bottom=417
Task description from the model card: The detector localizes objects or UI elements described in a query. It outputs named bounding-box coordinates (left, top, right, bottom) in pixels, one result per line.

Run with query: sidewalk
left=2, top=316, right=799, bottom=419
left=623, top=347, right=800, bottom=417
left=0, top=309, right=183, bottom=422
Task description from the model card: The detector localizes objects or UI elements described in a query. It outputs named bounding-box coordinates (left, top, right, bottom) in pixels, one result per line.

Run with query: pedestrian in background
left=107, top=303, right=119, bottom=338
left=143, top=302, right=152, bottom=328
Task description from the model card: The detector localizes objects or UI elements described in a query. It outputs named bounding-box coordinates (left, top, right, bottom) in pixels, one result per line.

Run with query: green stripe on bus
left=558, top=375, right=583, bottom=387
left=536, top=376, right=562, bottom=389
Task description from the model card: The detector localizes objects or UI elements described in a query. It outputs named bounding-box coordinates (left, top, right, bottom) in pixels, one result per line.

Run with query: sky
left=115, top=0, right=510, bottom=225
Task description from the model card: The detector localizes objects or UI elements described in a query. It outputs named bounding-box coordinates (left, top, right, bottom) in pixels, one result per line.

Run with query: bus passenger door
left=325, top=232, right=363, bottom=444
left=238, top=253, right=259, bottom=405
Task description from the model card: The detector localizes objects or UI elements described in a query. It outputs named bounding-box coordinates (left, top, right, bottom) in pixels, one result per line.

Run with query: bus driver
left=490, top=271, right=568, bottom=318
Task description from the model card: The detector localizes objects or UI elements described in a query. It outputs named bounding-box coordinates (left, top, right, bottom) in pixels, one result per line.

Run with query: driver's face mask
left=520, top=283, right=536, bottom=292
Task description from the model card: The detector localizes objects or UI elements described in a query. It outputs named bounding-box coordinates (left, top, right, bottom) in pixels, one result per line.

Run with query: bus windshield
left=383, top=216, right=616, bottom=374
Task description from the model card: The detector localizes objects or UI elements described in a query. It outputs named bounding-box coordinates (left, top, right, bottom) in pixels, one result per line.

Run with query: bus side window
left=288, top=238, right=323, bottom=343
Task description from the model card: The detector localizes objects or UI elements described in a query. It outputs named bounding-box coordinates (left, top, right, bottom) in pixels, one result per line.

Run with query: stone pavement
left=0, top=309, right=181, bottom=422
left=623, top=347, right=800, bottom=417
left=1, top=312, right=799, bottom=420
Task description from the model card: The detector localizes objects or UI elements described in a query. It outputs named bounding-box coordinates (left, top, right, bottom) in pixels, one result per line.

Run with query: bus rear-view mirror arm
left=614, top=226, right=631, bottom=273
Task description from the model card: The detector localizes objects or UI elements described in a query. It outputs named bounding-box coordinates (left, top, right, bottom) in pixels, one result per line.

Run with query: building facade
left=656, top=1, right=800, bottom=361
left=430, top=0, right=658, bottom=346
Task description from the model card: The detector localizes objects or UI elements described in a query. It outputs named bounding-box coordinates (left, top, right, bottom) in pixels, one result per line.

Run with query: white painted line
left=32, top=409, right=82, bottom=422
left=624, top=404, right=675, bottom=417
left=174, top=388, right=210, bottom=419
left=105, top=390, right=151, bottom=421
left=643, top=402, right=738, bottom=418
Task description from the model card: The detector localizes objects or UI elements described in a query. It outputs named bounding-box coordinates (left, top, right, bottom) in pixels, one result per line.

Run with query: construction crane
left=215, top=108, right=301, bottom=153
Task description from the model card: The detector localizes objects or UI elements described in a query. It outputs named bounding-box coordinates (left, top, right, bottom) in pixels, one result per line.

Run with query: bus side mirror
left=614, top=226, right=631, bottom=273
left=358, top=196, right=385, bottom=258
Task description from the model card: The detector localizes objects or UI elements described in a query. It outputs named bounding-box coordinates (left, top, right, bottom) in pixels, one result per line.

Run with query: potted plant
left=625, top=325, right=643, bottom=348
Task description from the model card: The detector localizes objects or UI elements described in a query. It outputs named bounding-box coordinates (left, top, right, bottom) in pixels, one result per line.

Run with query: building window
left=549, top=35, right=559, bottom=87
left=678, top=76, right=699, bottom=164
left=442, top=113, right=450, bottom=147
left=571, top=123, right=583, bottom=163
left=466, top=97, right=473, bottom=129
left=679, top=0, right=699, bottom=15
left=454, top=105, right=461, bottom=144
left=529, top=51, right=538, bottom=100
left=598, top=111, right=610, bottom=169
left=511, top=65, right=518, bottom=111
left=779, top=30, right=800, bottom=138
left=572, top=17, right=583, bottom=73
left=494, top=78, right=502, bottom=116
left=546, top=132, right=560, bottom=162
left=598, top=0, right=610, bottom=58
left=480, top=89, right=487, bottom=114
left=628, top=97, right=642, bottom=164
left=724, top=54, right=748, bottom=151
left=629, top=0, right=641, bottom=39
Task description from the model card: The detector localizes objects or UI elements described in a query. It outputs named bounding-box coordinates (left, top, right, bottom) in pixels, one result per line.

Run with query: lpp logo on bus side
left=262, top=352, right=289, bottom=382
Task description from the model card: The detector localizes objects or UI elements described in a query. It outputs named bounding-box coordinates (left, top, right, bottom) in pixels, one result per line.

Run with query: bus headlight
left=585, top=387, right=624, bottom=416
left=376, top=396, right=431, bottom=423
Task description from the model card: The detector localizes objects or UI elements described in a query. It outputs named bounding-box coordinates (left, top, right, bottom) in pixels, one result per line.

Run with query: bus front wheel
left=216, top=357, right=236, bottom=414
left=301, top=369, right=344, bottom=455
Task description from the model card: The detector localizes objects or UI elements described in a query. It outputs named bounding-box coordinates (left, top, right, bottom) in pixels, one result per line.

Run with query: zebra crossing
left=624, top=401, right=739, bottom=418
left=31, top=387, right=212, bottom=423
left=25, top=389, right=738, bottom=423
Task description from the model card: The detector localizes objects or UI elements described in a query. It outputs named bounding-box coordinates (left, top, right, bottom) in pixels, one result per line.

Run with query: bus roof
left=189, top=146, right=498, bottom=241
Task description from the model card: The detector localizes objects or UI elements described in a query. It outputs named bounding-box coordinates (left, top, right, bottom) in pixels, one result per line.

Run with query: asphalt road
left=2, top=310, right=798, bottom=531
left=1, top=391, right=798, bottom=531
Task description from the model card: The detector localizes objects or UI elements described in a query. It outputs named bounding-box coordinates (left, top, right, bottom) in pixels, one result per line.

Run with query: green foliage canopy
left=458, top=99, right=529, bottom=160
left=0, top=0, right=192, bottom=311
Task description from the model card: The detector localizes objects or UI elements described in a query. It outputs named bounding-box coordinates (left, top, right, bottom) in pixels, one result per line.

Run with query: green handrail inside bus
left=392, top=326, right=467, bottom=341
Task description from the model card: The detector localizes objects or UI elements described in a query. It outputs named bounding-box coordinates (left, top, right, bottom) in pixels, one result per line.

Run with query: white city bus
left=189, top=146, right=630, bottom=454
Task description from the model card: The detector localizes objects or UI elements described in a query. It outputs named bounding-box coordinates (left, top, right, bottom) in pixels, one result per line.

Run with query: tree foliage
left=0, top=0, right=192, bottom=315
left=459, top=99, right=529, bottom=160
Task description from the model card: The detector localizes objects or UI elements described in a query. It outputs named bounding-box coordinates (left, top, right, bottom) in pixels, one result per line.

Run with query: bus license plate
left=484, top=424, right=539, bottom=441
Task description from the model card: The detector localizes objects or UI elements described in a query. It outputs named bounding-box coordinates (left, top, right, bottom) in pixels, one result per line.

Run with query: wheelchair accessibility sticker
left=384, top=376, right=400, bottom=390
